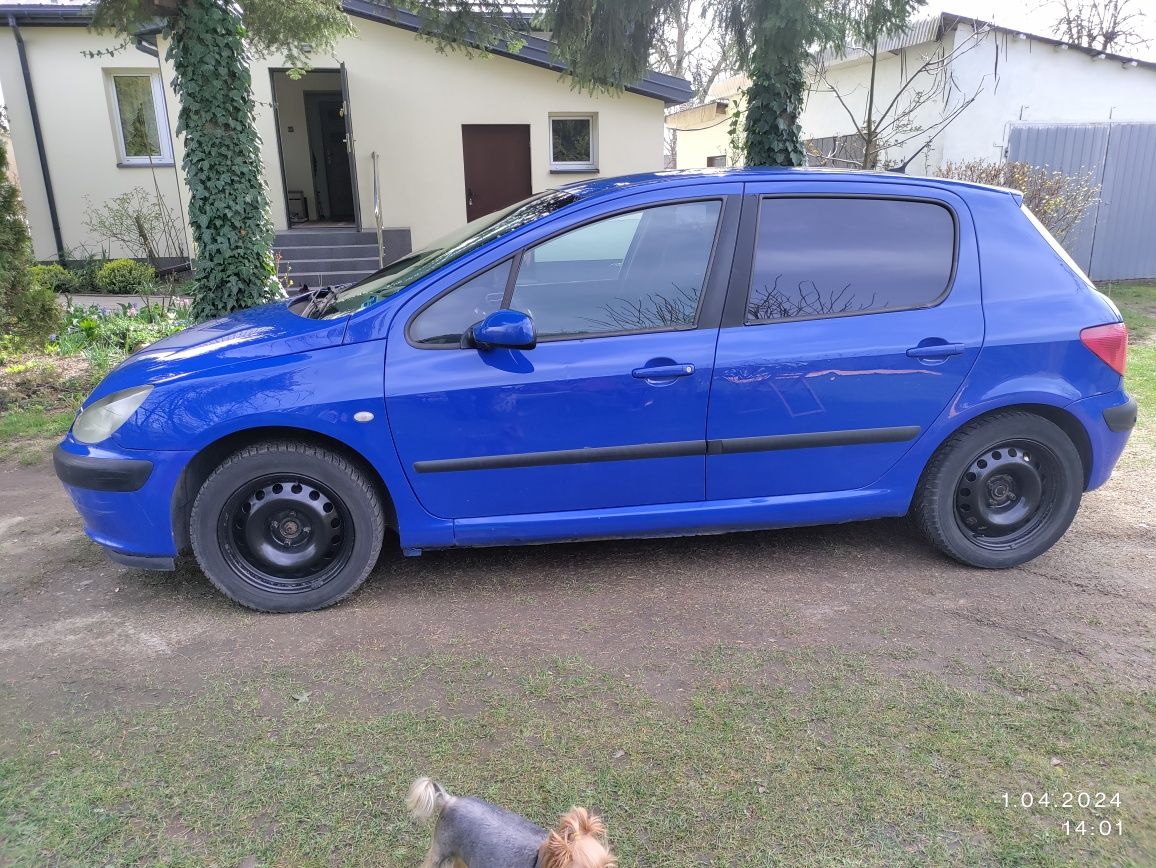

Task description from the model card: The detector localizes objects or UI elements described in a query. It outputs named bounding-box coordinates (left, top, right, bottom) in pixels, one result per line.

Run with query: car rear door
left=385, top=185, right=742, bottom=520
left=706, top=180, right=984, bottom=500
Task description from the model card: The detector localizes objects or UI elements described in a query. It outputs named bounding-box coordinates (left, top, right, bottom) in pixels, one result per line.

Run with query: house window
left=549, top=114, right=597, bottom=172
left=107, top=73, right=173, bottom=165
left=707, top=155, right=727, bottom=168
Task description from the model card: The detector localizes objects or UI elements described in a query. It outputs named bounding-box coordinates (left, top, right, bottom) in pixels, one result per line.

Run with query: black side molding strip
left=413, top=426, right=922, bottom=474
left=53, top=446, right=153, bottom=492
left=1103, top=396, right=1137, bottom=433
left=706, top=426, right=921, bottom=455
left=413, top=440, right=706, bottom=474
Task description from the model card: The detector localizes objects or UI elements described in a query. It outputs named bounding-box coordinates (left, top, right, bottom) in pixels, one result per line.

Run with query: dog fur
left=407, top=778, right=616, bottom=868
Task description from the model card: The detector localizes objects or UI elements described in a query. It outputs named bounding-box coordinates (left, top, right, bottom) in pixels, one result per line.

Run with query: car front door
left=385, top=188, right=741, bottom=520
left=707, top=181, right=985, bottom=500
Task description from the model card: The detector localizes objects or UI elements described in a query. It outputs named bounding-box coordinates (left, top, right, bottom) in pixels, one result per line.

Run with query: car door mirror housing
left=465, top=309, right=537, bottom=351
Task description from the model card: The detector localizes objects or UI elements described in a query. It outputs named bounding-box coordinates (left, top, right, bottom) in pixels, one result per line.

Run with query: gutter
left=7, top=13, right=65, bottom=260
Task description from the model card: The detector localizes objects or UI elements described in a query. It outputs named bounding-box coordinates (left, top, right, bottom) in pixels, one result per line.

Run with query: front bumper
left=53, top=445, right=153, bottom=492
left=54, top=435, right=195, bottom=566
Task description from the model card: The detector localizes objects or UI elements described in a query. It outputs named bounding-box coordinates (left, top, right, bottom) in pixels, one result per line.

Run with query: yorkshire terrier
left=407, top=777, right=616, bottom=868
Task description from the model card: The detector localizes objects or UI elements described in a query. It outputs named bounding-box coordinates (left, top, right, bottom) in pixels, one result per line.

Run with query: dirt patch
left=2, top=444, right=1153, bottom=724
left=0, top=354, right=95, bottom=412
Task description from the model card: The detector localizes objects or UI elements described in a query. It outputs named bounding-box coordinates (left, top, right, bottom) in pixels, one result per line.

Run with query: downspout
left=8, top=14, right=65, bottom=261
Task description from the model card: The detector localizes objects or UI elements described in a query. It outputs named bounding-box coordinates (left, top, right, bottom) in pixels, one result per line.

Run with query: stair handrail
left=371, top=150, right=384, bottom=268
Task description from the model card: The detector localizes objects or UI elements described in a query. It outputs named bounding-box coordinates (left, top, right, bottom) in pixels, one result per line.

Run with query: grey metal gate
left=1008, top=122, right=1156, bottom=281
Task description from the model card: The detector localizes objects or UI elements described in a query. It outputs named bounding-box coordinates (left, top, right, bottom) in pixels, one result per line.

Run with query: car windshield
left=319, top=190, right=578, bottom=317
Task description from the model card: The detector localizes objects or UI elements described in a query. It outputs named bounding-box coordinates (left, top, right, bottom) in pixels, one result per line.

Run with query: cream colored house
left=0, top=2, right=690, bottom=285
left=665, top=74, right=748, bottom=170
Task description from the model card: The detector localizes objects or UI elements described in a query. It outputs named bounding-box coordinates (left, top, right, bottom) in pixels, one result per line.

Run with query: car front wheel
left=913, top=411, right=1084, bottom=569
left=190, top=441, right=385, bottom=612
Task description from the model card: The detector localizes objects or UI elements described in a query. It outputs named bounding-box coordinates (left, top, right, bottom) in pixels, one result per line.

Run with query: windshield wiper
left=300, top=283, right=348, bottom=319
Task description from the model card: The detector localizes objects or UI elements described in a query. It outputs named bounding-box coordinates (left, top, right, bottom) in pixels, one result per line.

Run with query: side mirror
left=464, top=309, right=537, bottom=351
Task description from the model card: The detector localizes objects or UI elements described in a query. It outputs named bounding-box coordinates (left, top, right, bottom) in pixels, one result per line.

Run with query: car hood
left=93, top=300, right=350, bottom=398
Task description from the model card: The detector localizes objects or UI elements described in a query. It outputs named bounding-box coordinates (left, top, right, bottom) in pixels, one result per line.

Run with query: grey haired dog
left=406, top=777, right=616, bottom=868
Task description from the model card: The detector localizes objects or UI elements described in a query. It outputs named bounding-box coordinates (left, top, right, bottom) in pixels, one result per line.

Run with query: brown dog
left=407, top=777, right=616, bottom=868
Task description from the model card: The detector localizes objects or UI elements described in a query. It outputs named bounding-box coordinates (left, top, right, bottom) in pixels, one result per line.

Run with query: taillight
left=1080, top=322, right=1128, bottom=375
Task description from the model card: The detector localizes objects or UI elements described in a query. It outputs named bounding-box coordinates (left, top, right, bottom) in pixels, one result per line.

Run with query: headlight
left=72, top=385, right=153, bottom=444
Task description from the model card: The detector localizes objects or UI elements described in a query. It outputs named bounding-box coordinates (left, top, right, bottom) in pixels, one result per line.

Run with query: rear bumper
left=1103, top=395, right=1137, bottom=433
left=54, top=436, right=194, bottom=563
left=1068, top=390, right=1136, bottom=491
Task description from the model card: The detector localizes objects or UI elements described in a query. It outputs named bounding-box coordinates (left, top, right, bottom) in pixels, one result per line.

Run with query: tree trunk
left=169, top=0, right=278, bottom=319
left=742, top=44, right=806, bottom=167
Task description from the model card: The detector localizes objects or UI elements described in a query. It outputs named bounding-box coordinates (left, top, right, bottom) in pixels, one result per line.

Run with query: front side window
left=108, top=73, right=172, bottom=164
left=409, top=260, right=512, bottom=346
left=509, top=200, right=722, bottom=339
left=325, top=190, right=576, bottom=317
left=550, top=114, right=596, bottom=172
left=747, top=197, right=956, bottom=323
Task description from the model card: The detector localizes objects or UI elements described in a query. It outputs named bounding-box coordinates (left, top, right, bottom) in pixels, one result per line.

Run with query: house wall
left=942, top=22, right=1156, bottom=166
left=801, top=40, right=953, bottom=175
left=0, top=26, right=185, bottom=261
left=800, top=23, right=1156, bottom=175
left=286, top=17, right=667, bottom=246
left=667, top=102, right=739, bottom=169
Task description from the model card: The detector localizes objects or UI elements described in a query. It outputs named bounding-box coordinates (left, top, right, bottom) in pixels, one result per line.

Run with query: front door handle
left=906, top=342, right=965, bottom=360
left=632, top=363, right=695, bottom=379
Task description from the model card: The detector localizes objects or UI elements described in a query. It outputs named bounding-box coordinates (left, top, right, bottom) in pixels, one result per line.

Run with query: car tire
left=190, top=440, right=385, bottom=612
left=912, top=411, right=1084, bottom=569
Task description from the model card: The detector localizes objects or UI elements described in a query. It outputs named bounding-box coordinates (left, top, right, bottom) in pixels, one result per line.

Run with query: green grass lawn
left=1, top=652, right=1152, bottom=866
left=1101, top=283, right=1156, bottom=414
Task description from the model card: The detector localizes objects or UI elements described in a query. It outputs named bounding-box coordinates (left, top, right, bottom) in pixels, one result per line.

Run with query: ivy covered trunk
left=742, top=45, right=806, bottom=168
left=169, top=0, right=278, bottom=319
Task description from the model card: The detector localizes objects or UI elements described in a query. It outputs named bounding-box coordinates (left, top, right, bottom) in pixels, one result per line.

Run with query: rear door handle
left=632, top=363, right=695, bottom=379
left=906, top=342, right=965, bottom=360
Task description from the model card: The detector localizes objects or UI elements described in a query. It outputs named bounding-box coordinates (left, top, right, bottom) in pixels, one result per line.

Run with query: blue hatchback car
left=54, top=169, right=1136, bottom=612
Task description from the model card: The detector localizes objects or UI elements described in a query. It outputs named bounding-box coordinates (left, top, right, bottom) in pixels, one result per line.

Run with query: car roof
left=560, top=168, right=1021, bottom=203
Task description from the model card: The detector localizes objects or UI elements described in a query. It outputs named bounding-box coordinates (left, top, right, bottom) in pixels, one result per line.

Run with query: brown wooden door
left=461, top=124, right=532, bottom=222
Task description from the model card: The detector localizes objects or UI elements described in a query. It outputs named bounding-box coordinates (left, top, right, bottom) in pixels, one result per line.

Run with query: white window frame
left=106, top=71, right=174, bottom=166
left=548, top=113, right=597, bottom=173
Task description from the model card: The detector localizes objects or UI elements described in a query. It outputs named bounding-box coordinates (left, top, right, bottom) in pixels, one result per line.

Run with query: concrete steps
left=274, top=227, right=412, bottom=288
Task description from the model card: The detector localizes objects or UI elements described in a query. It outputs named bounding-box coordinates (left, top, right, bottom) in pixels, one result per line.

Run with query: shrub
left=29, top=263, right=80, bottom=295
left=0, top=124, right=35, bottom=340
left=8, top=283, right=61, bottom=346
left=937, top=160, right=1101, bottom=242
left=95, top=258, right=157, bottom=295
left=69, top=253, right=110, bottom=294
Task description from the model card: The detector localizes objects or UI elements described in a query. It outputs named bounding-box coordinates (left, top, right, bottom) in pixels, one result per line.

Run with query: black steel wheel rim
left=217, top=474, right=355, bottom=594
left=953, top=439, right=1061, bottom=551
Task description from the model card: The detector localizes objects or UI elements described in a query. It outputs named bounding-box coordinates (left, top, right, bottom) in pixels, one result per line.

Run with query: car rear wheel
left=912, top=412, right=1083, bottom=569
left=190, top=441, right=385, bottom=612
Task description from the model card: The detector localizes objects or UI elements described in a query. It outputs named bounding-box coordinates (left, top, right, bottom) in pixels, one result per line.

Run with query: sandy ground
left=2, top=438, right=1153, bottom=727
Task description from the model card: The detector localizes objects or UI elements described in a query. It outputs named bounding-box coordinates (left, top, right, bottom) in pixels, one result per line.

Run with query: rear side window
left=746, top=197, right=956, bottom=323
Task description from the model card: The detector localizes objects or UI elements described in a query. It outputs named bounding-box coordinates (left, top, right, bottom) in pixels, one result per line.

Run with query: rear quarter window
left=747, top=197, right=957, bottom=323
